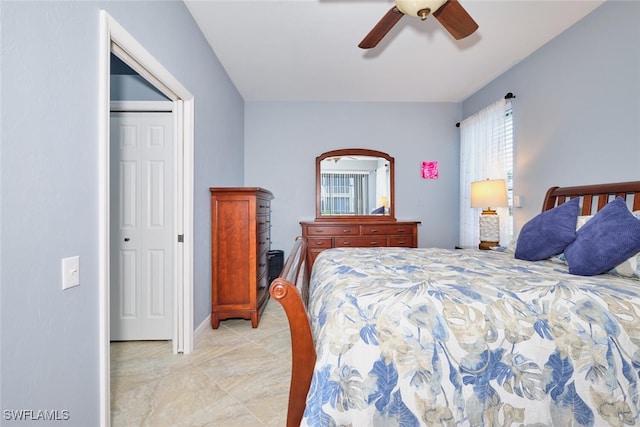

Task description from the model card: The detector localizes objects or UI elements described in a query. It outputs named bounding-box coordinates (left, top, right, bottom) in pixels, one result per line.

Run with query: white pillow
left=577, top=210, right=640, bottom=278
left=576, top=215, right=593, bottom=230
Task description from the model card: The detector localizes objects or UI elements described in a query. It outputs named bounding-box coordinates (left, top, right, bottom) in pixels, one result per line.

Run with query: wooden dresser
left=210, top=187, right=273, bottom=328
left=301, top=220, right=420, bottom=268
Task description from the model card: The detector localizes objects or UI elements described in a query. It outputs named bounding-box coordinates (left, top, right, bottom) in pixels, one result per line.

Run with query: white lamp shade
left=470, top=179, right=508, bottom=209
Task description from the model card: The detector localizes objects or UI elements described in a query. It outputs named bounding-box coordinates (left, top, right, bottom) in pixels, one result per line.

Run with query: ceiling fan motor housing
left=395, top=0, right=448, bottom=19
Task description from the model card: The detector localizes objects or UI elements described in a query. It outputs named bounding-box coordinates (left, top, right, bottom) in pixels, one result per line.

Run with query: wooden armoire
left=209, top=187, right=273, bottom=328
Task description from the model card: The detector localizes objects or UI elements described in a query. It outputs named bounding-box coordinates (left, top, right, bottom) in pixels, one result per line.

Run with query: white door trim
left=110, top=100, right=174, bottom=112
left=99, top=11, right=194, bottom=427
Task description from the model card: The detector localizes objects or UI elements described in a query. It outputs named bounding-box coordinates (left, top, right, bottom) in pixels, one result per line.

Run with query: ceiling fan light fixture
left=417, top=8, right=431, bottom=20
left=395, top=0, right=447, bottom=19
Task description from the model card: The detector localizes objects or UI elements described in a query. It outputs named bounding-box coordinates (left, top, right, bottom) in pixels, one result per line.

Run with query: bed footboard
left=269, top=237, right=315, bottom=427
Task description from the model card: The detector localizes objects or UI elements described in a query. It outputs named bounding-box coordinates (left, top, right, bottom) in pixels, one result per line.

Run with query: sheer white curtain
left=459, top=98, right=512, bottom=248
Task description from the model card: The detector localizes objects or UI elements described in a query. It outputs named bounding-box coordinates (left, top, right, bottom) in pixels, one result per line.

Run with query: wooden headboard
left=542, top=181, right=640, bottom=214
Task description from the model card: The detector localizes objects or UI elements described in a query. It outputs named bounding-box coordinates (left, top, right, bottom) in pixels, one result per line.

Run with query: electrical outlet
left=62, top=256, right=80, bottom=290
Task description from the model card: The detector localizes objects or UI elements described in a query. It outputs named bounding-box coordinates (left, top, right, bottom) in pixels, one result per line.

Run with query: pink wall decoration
left=421, top=161, right=439, bottom=179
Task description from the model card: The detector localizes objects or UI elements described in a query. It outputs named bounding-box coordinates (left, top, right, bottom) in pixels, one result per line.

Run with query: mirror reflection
left=316, top=149, right=394, bottom=219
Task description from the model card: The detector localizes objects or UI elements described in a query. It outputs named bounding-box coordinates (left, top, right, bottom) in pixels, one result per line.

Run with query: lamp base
left=478, top=211, right=500, bottom=251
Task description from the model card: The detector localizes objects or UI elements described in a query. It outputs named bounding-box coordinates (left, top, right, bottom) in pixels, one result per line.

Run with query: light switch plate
left=62, top=256, right=80, bottom=290
left=513, top=195, right=522, bottom=208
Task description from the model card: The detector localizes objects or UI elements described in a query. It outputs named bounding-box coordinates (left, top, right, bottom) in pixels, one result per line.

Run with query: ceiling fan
left=359, top=0, right=478, bottom=49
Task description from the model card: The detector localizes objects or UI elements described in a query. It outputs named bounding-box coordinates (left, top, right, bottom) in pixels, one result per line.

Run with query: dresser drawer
left=307, top=237, right=332, bottom=249
left=308, top=250, right=324, bottom=267
left=257, top=215, right=270, bottom=232
left=257, top=253, right=268, bottom=278
left=256, top=272, right=269, bottom=305
left=257, top=230, right=270, bottom=254
left=361, top=224, right=414, bottom=235
left=335, top=237, right=387, bottom=248
left=256, top=199, right=271, bottom=216
left=305, top=225, right=359, bottom=236
left=389, top=236, right=414, bottom=247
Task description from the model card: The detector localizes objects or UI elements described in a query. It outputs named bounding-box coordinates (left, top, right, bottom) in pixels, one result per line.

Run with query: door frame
left=98, top=11, right=194, bottom=427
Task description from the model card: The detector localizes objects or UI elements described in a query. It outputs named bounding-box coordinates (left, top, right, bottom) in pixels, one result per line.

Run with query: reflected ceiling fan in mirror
left=359, top=0, right=478, bottom=49
left=326, top=156, right=359, bottom=163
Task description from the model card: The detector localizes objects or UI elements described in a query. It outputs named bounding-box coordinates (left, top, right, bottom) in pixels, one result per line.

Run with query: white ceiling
left=183, top=0, right=605, bottom=103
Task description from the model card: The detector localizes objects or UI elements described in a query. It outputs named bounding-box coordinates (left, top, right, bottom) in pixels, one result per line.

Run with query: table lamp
left=379, top=196, right=388, bottom=214
left=470, top=179, right=508, bottom=250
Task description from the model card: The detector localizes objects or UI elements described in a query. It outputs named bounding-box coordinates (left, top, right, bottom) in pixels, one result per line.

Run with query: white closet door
left=110, top=112, right=173, bottom=341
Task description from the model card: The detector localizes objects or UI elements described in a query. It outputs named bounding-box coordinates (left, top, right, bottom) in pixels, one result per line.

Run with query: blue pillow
left=371, top=206, right=385, bottom=214
left=565, top=197, right=640, bottom=276
left=515, top=197, right=580, bottom=261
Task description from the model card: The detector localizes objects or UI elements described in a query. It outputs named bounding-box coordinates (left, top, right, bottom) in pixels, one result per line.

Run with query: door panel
left=110, top=112, right=173, bottom=341
left=120, top=250, right=137, bottom=318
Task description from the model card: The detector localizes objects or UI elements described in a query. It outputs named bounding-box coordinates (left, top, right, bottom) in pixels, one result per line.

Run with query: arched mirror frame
left=315, top=148, right=395, bottom=222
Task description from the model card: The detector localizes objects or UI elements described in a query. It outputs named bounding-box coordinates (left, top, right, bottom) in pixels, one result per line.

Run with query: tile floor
left=110, top=300, right=292, bottom=426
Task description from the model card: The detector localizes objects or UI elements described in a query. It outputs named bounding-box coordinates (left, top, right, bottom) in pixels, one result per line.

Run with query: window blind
left=321, top=172, right=370, bottom=215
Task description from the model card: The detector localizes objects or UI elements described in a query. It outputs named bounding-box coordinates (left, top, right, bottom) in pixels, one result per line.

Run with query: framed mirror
left=316, top=148, right=395, bottom=221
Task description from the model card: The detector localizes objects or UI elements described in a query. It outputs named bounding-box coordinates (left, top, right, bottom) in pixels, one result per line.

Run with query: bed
left=270, top=181, right=640, bottom=427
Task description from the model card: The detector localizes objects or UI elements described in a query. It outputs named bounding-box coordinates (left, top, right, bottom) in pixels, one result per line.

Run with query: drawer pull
left=315, top=229, right=324, bottom=233
left=370, top=241, right=379, bottom=245
left=315, top=241, right=325, bottom=246
left=343, top=241, right=352, bottom=246
left=342, top=229, right=352, bottom=233
left=397, top=229, right=406, bottom=233
left=370, top=229, right=378, bottom=233
left=397, top=240, right=406, bottom=245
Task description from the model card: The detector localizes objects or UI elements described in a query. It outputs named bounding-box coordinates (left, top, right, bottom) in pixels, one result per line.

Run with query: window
left=504, top=106, right=514, bottom=222
left=459, top=98, right=514, bottom=247
left=321, top=172, right=370, bottom=215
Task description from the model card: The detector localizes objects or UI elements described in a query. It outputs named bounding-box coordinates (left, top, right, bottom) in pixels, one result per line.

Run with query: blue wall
left=462, top=0, right=640, bottom=232
left=244, top=101, right=462, bottom=251
left=111, top=75, right=169, bottom=101
left=0, top=1, right=244, bottom=424
left=110, top=53, right=170, bottom=101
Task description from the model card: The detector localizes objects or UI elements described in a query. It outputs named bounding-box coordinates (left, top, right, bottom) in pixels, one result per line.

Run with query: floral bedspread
left=302, top=247, right=640, bottom=427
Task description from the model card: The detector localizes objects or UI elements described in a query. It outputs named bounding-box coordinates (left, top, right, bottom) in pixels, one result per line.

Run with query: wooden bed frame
left=270, top=180, right=640, bottom=427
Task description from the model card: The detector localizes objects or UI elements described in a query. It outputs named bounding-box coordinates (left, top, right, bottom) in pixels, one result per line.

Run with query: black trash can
left=267, top=250, right=284, bottom=283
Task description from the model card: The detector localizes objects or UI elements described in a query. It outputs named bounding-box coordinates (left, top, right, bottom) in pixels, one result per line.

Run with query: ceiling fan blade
left=433, top=0, right=478, bottom=40
left=358, top=6, right=404, bottom=49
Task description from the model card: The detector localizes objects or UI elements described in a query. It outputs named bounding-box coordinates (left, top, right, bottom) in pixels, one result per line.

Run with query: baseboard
left=193, top=314, right=211, bottom=348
